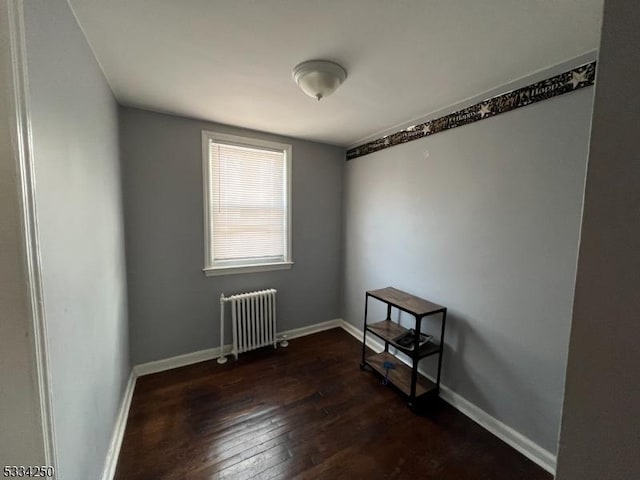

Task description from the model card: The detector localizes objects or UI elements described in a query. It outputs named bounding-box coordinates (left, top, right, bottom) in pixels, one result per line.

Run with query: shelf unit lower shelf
left=365, top=352, right=437, bottom=398
left=366, top=320, right=441, bottom=358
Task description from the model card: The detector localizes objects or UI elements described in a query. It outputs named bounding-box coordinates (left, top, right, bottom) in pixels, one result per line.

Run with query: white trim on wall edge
left=6, top=0, right=58, bottom=468
left=338, top=319, right=557, bottom=474
left=133, top=319, right=342, bottom=377
left=100, top=373, right=136, bottom=480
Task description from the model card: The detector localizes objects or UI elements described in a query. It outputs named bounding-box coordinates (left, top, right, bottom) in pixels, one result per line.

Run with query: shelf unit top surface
left=367, top=287, right=445, bottom=316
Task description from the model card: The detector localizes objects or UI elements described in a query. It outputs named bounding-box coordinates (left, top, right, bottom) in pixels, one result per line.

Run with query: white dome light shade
left=292, top=60, right=347, bottom=101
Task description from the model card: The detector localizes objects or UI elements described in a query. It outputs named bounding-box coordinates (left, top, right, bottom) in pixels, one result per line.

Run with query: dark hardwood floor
left=115, top=328, right=552, bottom=480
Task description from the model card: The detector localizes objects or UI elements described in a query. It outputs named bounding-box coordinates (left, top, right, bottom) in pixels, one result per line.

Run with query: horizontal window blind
left=208, top=141, right=287, bottom=265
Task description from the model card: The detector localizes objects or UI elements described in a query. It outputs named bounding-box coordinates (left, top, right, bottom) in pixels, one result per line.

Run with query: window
left=202, top=131, right=293, bottom=276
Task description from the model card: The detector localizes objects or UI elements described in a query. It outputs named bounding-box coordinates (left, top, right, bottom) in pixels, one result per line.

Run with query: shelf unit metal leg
left=384, top=304, right=392, bottom=353
left=435, top=308, right=447, bottom=392
left=360, top=294, right=369, bottom=369
left=408, top=315, right=421, bottom=406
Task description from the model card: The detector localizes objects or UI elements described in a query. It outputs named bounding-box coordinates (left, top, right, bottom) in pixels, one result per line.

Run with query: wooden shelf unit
left=360, top=287, right=447, bottom=408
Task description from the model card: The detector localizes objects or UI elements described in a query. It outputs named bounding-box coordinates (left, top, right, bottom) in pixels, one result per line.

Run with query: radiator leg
left=232, top=301, right=238, bottom=360
left=217, top=294, right=227, bottom=364
left=270, top=292, right=277, bottom=349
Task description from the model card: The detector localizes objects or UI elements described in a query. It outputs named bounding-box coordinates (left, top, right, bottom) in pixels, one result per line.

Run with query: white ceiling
left=67, top=0, right=603, bottom=147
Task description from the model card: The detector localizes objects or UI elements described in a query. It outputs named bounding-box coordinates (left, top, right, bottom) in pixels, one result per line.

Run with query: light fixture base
left=292, top=60, right=347, bottom=101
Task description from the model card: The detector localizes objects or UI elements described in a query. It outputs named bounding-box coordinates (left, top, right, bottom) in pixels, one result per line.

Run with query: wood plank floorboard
left=115, top=328, right=552, bottom=480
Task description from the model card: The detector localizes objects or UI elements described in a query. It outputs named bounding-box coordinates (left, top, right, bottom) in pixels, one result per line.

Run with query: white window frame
left=202, top=130, right=293, bottom=276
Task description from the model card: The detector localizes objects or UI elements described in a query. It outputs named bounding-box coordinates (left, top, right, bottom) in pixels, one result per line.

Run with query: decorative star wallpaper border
left=346, top=61, right=596, bottom=161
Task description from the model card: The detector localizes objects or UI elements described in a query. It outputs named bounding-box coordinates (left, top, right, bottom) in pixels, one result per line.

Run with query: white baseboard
left=340, top=317, right=386, bottom=351
left=101, top=372, right=136, bottom=480
left=338, top=319, right=556, bottom=474
left=438, top=383, right=556, bottom=474
left=133, top=345, right=228, bottom=377
left=133, top=318, right=342, bottom=377
left=277, top=318, right=342, bottom=340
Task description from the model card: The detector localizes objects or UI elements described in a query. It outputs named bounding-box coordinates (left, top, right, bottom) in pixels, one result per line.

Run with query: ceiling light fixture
left=292, top=60, right=347, bottom=101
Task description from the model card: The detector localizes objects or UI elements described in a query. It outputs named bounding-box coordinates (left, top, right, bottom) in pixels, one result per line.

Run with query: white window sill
left=203, top=261, right=294, bottom=277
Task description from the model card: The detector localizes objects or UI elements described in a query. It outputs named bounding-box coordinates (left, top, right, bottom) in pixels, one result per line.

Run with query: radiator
left=218, top=289, right=277, bottom=362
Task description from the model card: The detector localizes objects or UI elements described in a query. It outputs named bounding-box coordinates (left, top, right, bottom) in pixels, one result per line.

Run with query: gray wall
left=342, top=83, right=594, bottom=453
left=119, top=107, right=344, bottom=365
left=0, top=2, right=46, bottom=466
left=556, top=1, right=640, bottom=478
left=23, top=1, right=130, bottom=478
